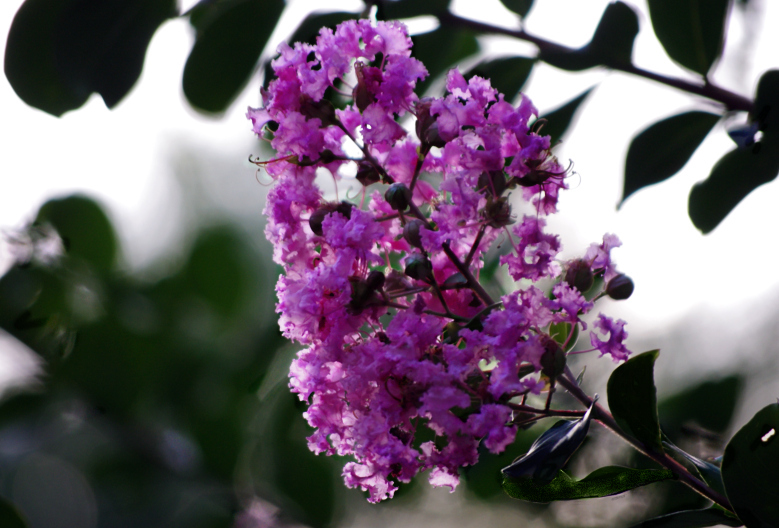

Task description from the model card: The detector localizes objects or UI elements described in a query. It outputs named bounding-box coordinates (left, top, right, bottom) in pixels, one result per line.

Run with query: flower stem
left=442, top=241, right=495, bottom=306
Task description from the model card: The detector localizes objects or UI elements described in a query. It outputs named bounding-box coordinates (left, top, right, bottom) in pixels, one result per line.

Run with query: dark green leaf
left=538, top=87, right=594, bottom=145
left=540, top=2, right=638, bottom=71
left=607, top=350, right=663, bottom=451
left=287, top=11, right=358, bottom=46
left=659, top=375, right=743, bottom=440
left=622, top=111, right=720, bottom=205
left=466, top=56, right=535, bottom=103
left=36, top=195, right=117, bottom=273
left=379, top=0, right=451, bottom=19
left=502, top=401, right=595, bottom=482
left=6, top=0, right=176, bottom=114
left=631, top=507, right=743, bottom=528
left=503, top=465, right=673, bottom=503
left=412, top=27, right=479, bottom=96
left=183, top=0, right=284, bottom=113
left=688, top=136, right=779, bottom=233
left=647, top=0, right=729, bottom=75
left=752, top=69, right=779, bottom=136
left=498, top=0, right=534, bottom=18
left=664, top=442, right=726, bottom=497
left=549, top=321, right=578, bottom=352
left=722, top=403, right=779, bottom=528
left=4, top=0, right=88, bottom=115
left=0, top=497, right=28, bottom=528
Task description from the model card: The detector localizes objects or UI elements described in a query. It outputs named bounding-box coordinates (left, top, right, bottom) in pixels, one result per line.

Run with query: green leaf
left=647, top=0, right=729, bottom=76
left=379, top=0, right=451, bottom=18
left=540, top=2, right=638, bottom=71
left=722, top=403, right=779, bottom=528
left=5, top=0, right=175, bottom=115
left=664, top=442, right=726, bottom=497
left=659, top=375, right=743, bottom=439
left=549, top=321, right=578, bottom=352
left=466, top=56, right=535, bottom=103
left=537, top=87, right=594, bottom=145
left=503, top=465, right=673, bottom=503
left=752, top=69, right=779, bottom=136
left=498, top=0, right=534, bottom=18
left=35, top=195, right=117, bottom=273
left=622, top=111, right=720, bottom=205
left=412, top=27, right=479, bottom=96
left=688, top=135, right=779, bottom=233
left=183, top=0, right=284, bottom=113
left=607, top=350, right=663, bottom=451
left=502, top=401, right=595, bottom=482
left=631, top=507, right=743, bottom=528
left=287, top=11, right=358, bottom=46
left=0, top=497, right=28, bottom=528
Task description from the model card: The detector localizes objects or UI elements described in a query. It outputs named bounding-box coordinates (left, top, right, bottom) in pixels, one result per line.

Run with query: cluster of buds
left=248, top=19, right=632, bottom=502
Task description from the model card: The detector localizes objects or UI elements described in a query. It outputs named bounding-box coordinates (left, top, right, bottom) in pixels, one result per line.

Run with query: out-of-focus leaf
left=183, top=0, right=284, bottom=113
left=502, top=401, right=595, bottom=482
left=622, top=111, right=720, bottom=205
left=631, top=507, right=743, bottom=528
left=0, top=497, right=28, bottom=528
left=498, top=0, right=534, bottom=18
left=537, top=87, right=594, bottom=145
left=647, top=0, right=729, bottom=76
left=466, top=56, right=534, bottom=103
left=607, top=350, right=663, bottom=451
left=183, top=227, right=250, bottom=319
left=412, top=27, right=479, bottom=95
left=503, top=465, right=673, bottom=503
left=753, top=70, right=779, bottom=135
left=287, top=11, right=357, bottom=46
left=688, top=136, right=779, bottom=233
left=35, top=195, right=117, bottom=273
left=540, top=2, right=638, bottom=71
left=722, top=403, right=779, bottom=528
left=549, top=321, right=578, bottom=352
left=379, top=0, right=450, bottom=19
left=5, top=0, right=176, bottom=114
left=659, top=375, right=742, bottom=440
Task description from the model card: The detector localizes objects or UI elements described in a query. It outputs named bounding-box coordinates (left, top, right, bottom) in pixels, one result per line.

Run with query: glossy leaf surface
left=503, top=465, right=673, bottom=503
left=647, top=0, right=729, bottom=75
left=722, top=403, right=779, bottom=528
left=183, top=0, right=284, bottom=113
left=622, top=111, right=720, bottom=205
left=607, top=350, right=663, bottom=451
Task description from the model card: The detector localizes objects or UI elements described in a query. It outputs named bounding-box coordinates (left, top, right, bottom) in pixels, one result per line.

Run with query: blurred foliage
left=0, top=195, right=346, bottom=527
left=4, top=0, right=778, bottom=230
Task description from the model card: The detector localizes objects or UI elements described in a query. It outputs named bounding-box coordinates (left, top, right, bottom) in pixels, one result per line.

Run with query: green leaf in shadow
left=537, top=87, right=594, bottom=145
left=621, top=111, right=720, bottom=205
left=503, top=465, right=673, bottom=503
left=540, top=2, right=638, bottom=71
left=753, top=69, right=779, bottom=135
left=0, top=497, right=28, bottom=528
left=466, top=56, right=535, bottom=103
left=378, top=0, right=451, bottom=19
left=646, top=0, right=729, bottom=76
left=183, top=0, right=284, bottom=113
left=607, top=350, right=663, bottom=451
left=722, top=403, right=779, bottom=528
left=498, top=0, right=534, bottom=18
left=688, top=136, right=779, bottom=233
left=412, top=27, right=479, bottom=96
left=631, top=507, right=743, bottom=528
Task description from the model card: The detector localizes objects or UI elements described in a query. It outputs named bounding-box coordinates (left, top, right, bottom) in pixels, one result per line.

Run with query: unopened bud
left=482, top=197, right=513, bottom=227
left=477, top=170, right=508, bottom=197
left=403, top=219, right=427, bottom=249
left=415, top=97, right=446, bottom=148
left=353, top=61, right=376, bottom=112
left=366, top=270, right=386, bottom=291
left=299, top=95, right=339, bottom=127
left=606, top=274, right=634, bottom=300
left=308, top=201, right=354, bottom=236
left=356, top=162, right=381, bottom=187
left=540, top=338, right=566, bottom=378
left=564, top=259, right=594, bottom=293
left=385, top=183, right=412, bottom=211
left=404, top=253, right=433, bottom=282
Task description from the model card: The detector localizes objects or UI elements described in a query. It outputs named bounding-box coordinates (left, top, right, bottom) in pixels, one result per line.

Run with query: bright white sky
left=1, top=0, right=778, bottom=387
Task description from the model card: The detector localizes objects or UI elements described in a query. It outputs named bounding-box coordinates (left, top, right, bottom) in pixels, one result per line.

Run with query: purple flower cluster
left=248, top=19, right=632, bottom=502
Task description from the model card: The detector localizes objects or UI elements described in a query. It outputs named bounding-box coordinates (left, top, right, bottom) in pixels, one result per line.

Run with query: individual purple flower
left=501, top=216, right=562, bottom=281
left=590, top=313, right=631, bottom=361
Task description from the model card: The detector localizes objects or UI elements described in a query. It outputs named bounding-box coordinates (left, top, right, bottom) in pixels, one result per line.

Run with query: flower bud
left=477, top=170, right=508, bottom=197
left=606, top=274, right=634, bottom=300
left=385, top=183, right=412, bottom=211
left=299, top=94, right=339, bottom=127
left=404, top=253, right=433, bottom=282
left=353, top=61, right=376, bottom=112
left=415, top=97, right=446, bottom=148
left=366, top=270, right=386, bottom=291
left=564, top=259, right=594, bottom=293
left=356, top=162, right=381, bottom=187
left=482, top=197, right=513, bottom=227
left=403, top=219, right=427, bottom=249
left=308, top=201, right=354, bottom=236
left=540, top=338, right=566, bottom=379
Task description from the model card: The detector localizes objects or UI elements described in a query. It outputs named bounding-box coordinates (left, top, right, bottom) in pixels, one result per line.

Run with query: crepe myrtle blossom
left=247, top=19, right=633, bottom=502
